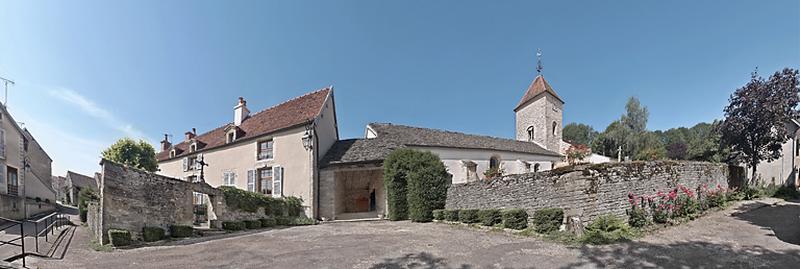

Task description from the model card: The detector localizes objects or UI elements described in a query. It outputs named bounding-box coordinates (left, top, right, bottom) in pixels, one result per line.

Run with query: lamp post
left=301, top=126, right=313, bottom=151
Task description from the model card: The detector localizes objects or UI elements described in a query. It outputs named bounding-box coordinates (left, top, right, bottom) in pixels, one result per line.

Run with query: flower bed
left=627, top=183, right=733, bottom=227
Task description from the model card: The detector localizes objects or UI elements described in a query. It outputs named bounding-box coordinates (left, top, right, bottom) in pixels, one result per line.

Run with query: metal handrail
left=0, top=211, right=67, bottom=268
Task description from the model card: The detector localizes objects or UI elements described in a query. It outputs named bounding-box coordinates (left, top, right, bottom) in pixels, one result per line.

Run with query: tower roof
left=514, top=75, right=564, bottom=111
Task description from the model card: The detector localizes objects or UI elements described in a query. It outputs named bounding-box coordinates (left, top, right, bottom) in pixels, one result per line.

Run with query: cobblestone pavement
left=28, top=198, right=800, bottom=269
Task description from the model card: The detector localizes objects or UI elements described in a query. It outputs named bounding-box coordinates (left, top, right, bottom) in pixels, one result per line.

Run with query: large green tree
left=562, top=123, right=598, bottom=145
left=101, top=138, right=158, bottom=172
left=719, top=68, right=800, bottom=183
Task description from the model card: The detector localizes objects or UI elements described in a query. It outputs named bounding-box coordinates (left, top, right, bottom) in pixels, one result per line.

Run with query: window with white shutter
left=247, top=170, right=255, bottom=192
left=272, top=166, right=282, bottom=198
left=182, top=158, right=188, bottom=171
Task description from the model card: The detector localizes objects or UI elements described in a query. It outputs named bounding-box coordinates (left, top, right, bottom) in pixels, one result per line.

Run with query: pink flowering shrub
left=626, top=182, right=729, bottom=226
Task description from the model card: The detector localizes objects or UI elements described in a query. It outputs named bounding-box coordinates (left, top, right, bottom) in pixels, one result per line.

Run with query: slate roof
left=157, top=88, right=331, bottom=161
left=514, top=75, right=563, bottom=111
left=320, top=123, right=562, bottom=167
left=67, top=171, right=97, bottom=190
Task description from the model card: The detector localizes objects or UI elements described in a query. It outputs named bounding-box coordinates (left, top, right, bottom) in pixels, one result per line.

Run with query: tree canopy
left=719, top=68, right=800, bottom=182
left=101, top=138, right=158, bottom=172
left=562, top=123, right=598, bottom=145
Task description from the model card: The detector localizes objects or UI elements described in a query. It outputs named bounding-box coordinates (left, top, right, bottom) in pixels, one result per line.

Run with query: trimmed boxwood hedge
left=170, top=225, right=193, bottom=238
left=244, top=220, right=262, bottom=229
left=532, top=208, right=564, bottom=234
left=444, top=209, right=460, bottom=222
left=222, top=221, right=246, bottom=231
left=108, top=229, right=132, bottom=247
left=458, top=209, right=479, bottom=223
left=260, top=218, right=277, bottom=228
left=478, top=209, right=502, bottom=226
left=384, top=149, right=450, bottom=222
left=502, top=209, right=529, bottom=230
left=276, top=217, right=291, bottom=226
left=432, top=209, right=445, bottom=220
left=142, top=227, right=165, bottom=242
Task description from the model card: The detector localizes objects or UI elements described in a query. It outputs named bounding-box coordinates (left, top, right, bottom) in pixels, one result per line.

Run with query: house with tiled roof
left=64, top=171, right=97, bottom=206
left=156, top=87, right=339, bottom=218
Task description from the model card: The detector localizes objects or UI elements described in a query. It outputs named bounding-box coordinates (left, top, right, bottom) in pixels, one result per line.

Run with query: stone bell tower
left=514, top=49, right=564, bottom=153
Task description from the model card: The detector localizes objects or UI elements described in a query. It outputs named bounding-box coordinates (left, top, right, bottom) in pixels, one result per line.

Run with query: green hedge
left=289, top=217, right=316, bottom=226
left=444, top=209, right=460, bottom=221
left=406, top=152, right=450, bottom=223
left=502, top=209, right=529, bottom=230
left=218, top=186, right=304, bottom=217
left=108, top=229, right=132, bottom=247
left=78, top=188, right=98, bottom=223
left=260, top=218, right=277, bottom=228
left=276, top=217, right=291, bottom=226
left=532, top=208, right=564, bottom=234
left=222, top=221, right=246, bottom=231
left=433, top=209, right=445, bottom=220
left=169, top=225, right=193, bottom=238
left=142, top=227, right=165, bottom=242
left=244, top=220, right=262, bottom=229
left=478, top=209, right=502, bottom=226
left=458, top=209, right=480, bottom=223
left=383, top=149, right=413, bottom=220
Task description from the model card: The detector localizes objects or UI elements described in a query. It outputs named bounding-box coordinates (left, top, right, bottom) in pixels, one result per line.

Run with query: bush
left=444, top=209, right=460, bottom=222
left=458, top=209, right=480, bottom=224
left=478, top=209, right=502, bottom=226
left=433, top=209, right=445, bottom=220
left=276, top=217, right=291, bottom=226
left=218, top=186, right=303, bottom=218
left=384, top=149, right=451, bottom=222
left=260, top=218, right=277, bottom=228
left=78, top=188, right=98, bottom=223
left=290, top=217, right=316, bottom=226
left=580, top=215, right=634, bottom=245
left=169, top=225, right=193, bottom=238
left=222, top=221, right=246, bottom=231
left=532, top=208, right=564, bottom=234
left=108, top=229, right=132, bottom=247
left=772, top=185, right=800, bottom=200
left=244, top=220, right=262, bottom=229
left=142, top=227, right=165, bottom=242
left=502, top=209, right=529, bottom=230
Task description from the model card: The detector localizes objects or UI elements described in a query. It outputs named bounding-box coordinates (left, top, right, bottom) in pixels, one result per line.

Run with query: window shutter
left=272, top=166, right=282, bottom=198
left=196, top=154, right=204, bottom=170
left=182, top=157, right=188, bottom=171
left=247, top=170, right=255, bottom=192
left=0, top=128, right=5, bottom=158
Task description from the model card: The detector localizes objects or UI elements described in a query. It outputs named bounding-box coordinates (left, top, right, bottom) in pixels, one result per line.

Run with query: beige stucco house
left=157, top=88, right=339, bottom=218
left=0, top=105, right=55, bottom=220
left=745, top=119, right=800, bottom=187
left=64, top=171, right=98, bottom=205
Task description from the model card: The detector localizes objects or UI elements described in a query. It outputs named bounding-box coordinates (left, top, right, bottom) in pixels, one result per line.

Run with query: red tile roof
left=157, top=87, right=332, bottom=161
left=514, top=75, right=563, bottom=111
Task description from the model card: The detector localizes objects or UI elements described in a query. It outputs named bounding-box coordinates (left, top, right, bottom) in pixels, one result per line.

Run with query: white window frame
left=223, top=171, right=235, bottom=186
left=246, top=170, right=255, bottom=192
left=257, top=140, right=274, bottom=160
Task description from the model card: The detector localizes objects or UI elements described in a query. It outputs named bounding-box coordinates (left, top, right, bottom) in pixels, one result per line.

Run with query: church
left=317, top=72, right=571, bottom=220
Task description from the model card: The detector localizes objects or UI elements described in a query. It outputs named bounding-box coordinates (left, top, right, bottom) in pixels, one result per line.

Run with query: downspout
left=313, top=125, right=320, bottom=220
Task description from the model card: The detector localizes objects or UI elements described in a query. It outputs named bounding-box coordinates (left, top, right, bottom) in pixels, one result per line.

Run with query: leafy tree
left=719, top=68, right=800, bottom=183
left=666, top=142, right=688, bottom=160
left=562, top=123, right=598, bottom=145
left=686, top=121, right=728, bottom=162
left=566, top=144, right=591, bottom=165
left=101, top=138, right=158, bottom=172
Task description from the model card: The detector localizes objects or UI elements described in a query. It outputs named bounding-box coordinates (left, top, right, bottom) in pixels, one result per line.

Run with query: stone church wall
left=446, top=161, right=745, bottom=223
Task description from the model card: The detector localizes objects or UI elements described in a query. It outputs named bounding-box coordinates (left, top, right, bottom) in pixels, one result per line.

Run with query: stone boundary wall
left=94, top=159, right=226, bottom=243
left=446, top=161, right=745, bottom=223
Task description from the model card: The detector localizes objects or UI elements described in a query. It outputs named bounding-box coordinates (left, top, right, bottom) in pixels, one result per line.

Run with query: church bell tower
left=514, top=49, right=564, bottom=153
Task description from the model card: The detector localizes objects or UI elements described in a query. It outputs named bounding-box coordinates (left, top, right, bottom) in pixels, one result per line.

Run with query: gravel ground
left=27, top=198, right=800, bottom=269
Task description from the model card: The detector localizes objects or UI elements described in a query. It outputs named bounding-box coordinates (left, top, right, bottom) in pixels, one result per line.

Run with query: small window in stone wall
left=527, top=126, right=535, bottom=142
left=489, top=156, right=500, bottom=170
left=534, top=163, right=541, bottom=172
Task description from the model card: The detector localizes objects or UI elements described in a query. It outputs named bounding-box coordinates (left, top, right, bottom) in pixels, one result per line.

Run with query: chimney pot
left=234, top=97, right=250, bottom=126
left=160, top=134, right=172, bottom=151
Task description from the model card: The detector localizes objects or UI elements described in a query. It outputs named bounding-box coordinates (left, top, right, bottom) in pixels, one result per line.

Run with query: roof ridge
left=371, top=122, right=534, bottom=144
left=174, top=87, right=331, bottom=145
left=246, top=87, right=331, bottom=118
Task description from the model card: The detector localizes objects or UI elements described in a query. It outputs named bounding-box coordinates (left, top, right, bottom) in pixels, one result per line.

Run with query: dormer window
left=227, top=131, right=236, bottom=144
left=189, top=143, right=197, bottom=153
left=169, top=149, right=176, bottom=158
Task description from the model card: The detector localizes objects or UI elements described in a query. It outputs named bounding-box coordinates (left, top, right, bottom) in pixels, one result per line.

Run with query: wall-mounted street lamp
left=302, top=125, right=313, bottom=151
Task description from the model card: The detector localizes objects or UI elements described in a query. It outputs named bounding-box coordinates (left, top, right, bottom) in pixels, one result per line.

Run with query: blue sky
left=1, top=0, right=798, bottom=176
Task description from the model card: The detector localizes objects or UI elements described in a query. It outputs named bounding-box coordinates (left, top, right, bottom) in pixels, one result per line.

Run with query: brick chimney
left=160, top=134, right=171, bottom=151
left=234, top=97, right=250, bottom=126
left=185, top=128, right=196, bottom=141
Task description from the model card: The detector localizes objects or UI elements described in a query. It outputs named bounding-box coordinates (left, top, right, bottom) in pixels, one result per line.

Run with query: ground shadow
left=117, top=226, right=295, bottom=249
left=561, top=240, right=800, bottom=268
left=731, top=201, right=800, bottom=245
left=369, top=252, right=473, bottom=269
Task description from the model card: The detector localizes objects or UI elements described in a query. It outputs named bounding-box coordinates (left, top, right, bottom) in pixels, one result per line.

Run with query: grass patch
left=89, top=240, right=113, bottom=252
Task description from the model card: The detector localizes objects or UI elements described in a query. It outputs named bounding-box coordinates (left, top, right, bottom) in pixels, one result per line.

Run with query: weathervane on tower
left=536, top=48, right=543, bottom=75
